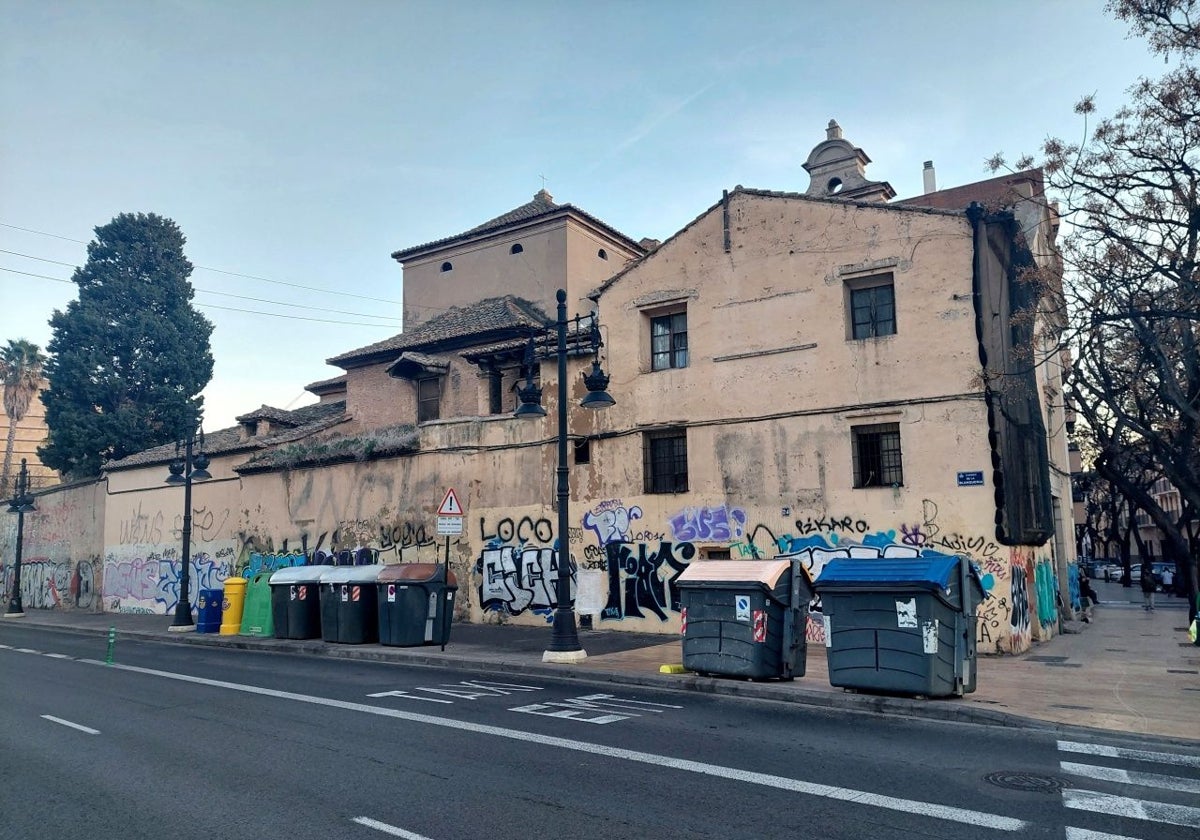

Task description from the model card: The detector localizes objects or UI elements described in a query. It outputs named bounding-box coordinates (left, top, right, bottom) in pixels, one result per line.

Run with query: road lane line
left=43, top=653, right=71, bottom=659
left=1060, top=760, right=1200, bottom=794
left=1063, top=788, right=1200, bottom=829
left=41, top=715, right=99, bottom=735
left=351, top=816, right=436, bottom=839
left=1058, top=740, right=1200, bottom=768
left=1065, top=828, right=1140, bottom=840
left=98, top=661, right=1027, bottom=831
left=15, top=647, right=40, bottom=654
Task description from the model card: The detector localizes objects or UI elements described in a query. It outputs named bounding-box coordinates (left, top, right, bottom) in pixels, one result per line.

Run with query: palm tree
left=1, top=339, right=47, bottom=497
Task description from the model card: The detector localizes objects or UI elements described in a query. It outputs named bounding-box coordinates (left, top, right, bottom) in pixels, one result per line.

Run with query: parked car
left=1098, top=563, right=1121, bottom=582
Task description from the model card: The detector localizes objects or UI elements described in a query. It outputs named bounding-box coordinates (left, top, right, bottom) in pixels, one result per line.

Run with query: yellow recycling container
left=220, top=577, right=248, bottom=635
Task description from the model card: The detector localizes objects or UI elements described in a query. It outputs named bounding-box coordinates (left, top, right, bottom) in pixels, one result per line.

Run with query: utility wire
left=0, top=222, right=403, bottom=305
left=0, top=266, right=399, bottom=328
left=0, top=261, right=401, bottom=321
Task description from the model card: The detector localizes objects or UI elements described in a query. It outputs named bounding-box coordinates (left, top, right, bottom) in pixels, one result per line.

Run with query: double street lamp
left=515, top=289, right=615, bottom=663
left=3, top=459, right=36, bottom=618
left=165, top=427, right=211, bottom=631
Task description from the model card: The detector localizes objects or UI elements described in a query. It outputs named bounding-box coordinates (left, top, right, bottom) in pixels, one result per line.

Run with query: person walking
left=1078, top=570, right=1098, bottom=622
left=1140, top=560, right=1156, bottom=611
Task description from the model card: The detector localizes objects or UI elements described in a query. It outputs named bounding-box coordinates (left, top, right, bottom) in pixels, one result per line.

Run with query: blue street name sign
left=957, top=471, right=985, bottom=487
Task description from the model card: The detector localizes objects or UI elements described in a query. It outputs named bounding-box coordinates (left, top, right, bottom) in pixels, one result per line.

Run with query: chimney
left=923, top=160, right=937, bottom=194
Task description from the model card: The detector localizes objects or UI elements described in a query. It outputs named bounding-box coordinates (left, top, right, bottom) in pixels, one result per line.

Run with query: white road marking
left=351, top=816, right=436, bottom=839
left=1064, top=827, right=1140, bottom=840
left=15, top=647, right=40, bottom=654
left=366, top=690, right=452, bottom=704
left=1061, top=760, right=1200, bottom=794
left=98, top=660, right=1027, bottom=831
left=0, top=644, right=12, bottom=649
left=1058, top=740, right=1200, bottom=768
left=1063, top=788, right=1200, bottom=829
left=43, top=653, right=71, bottom=659
left=41, top=715, right=99, bottom=735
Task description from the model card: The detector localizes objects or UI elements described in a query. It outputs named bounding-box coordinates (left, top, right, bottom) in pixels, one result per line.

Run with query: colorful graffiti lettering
left=476, top=546, right=564, bottom=616
left=667, top=505, right=746, bottom=543
left=582, top=504, right=643, bottom=546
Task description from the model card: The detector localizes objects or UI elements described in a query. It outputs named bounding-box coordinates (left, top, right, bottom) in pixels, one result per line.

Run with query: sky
left=0, top=0, right=1167, bottom=432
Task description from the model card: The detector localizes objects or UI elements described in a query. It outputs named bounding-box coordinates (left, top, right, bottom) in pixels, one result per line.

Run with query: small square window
left=852, top=422, right=903, bottom=487
left=846, top=275, right=896, bottom=339
left=574, top=438, right=591, bottom=465
left=651, top=311, right=688, bottom=370
left=417, top=377, right=441, bottom=423
left=644, top=428, right=688, bottom=493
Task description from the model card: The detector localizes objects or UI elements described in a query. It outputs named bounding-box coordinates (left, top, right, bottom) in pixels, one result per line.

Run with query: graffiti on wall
left=667, top=505, right=746, bottom=543
left=600, top=541, right=695, bottom=621
left=1009, top=554, right=1032, bottom=652
left=582, top=501, right=644, bottom=546
left=1034, top=557, right=1059, bottom=629
left=477, top=546, right=562, bottom=615
left=1, top=556, right=99, bottom=610
left=103, top=545, right=234, bottom=614
left=1067, top=562, right=1081, bottom=611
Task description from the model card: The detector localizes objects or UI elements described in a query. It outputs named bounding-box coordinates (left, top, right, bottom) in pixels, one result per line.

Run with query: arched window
left=597, top=248, right=608, bottom=260
left=510, top=243, right=524, bottom=255
left=441, top=261, right=453, bottom=272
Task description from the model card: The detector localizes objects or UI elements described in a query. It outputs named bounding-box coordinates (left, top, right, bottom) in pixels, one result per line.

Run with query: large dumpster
left=321, top=566, right=384, bottom=644
left=239, top=573, right=274, bottom=637
left=270, top=567, right=331, bottom=640
left=377, top=564, right=458, bottom=648
left=813, top=554, right=985, bottom=697
left=676, top=558, right=813, bottom=680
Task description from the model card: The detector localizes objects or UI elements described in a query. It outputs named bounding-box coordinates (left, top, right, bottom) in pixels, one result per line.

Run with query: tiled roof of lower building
left=326, top=296, right=551, bottom=368
left=103, top=401, right=348, bottom=471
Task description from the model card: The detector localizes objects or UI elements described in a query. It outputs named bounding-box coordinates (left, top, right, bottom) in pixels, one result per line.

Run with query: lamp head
left=580, top=360, right=615, bottom=410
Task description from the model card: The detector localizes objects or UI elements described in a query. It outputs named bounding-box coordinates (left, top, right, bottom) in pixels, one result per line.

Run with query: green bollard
left=106, top=626, right=116, bottom=665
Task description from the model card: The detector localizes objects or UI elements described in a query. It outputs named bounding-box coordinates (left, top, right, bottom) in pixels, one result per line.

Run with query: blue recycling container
left=196, top=588, right=224, bottom=633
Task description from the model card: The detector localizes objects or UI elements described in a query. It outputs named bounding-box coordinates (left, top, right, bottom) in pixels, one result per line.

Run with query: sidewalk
left=4, top=580, right=1197, bottom=744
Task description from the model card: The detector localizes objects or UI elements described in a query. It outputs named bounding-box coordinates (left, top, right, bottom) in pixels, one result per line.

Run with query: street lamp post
left=165, top=428, right=211, bottom=631
left=515, top=289, right=615, bottom=663
left=3, top=459, right=36, bottom=618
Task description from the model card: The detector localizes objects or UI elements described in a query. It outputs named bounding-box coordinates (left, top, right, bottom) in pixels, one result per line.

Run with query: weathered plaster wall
left=0, top=480, right=105, bottom=611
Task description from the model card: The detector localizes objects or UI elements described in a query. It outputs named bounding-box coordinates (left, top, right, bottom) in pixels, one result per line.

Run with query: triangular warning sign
left=437, top=488, right=463, bottom=516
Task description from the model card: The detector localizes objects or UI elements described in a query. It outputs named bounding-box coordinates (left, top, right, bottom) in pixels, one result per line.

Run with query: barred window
left=845, top=274, right=896, bottom=339
left=644, top=428, right=688, bottom=493
left=852, top=422, right=903, bottom=487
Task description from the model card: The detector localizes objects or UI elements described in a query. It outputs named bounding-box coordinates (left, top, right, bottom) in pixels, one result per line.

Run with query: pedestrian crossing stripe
left=1062, top=788, right=1200, bottom=830
left=1058, top=739, right=1200, bottom=768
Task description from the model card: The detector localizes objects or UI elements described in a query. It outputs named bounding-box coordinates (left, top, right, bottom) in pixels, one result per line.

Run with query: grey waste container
left=377, top=564, right=459, bottom=648
left=676, top=558, right=813, bottom=680
left=320, top=566, right=383, bottom=644
left=269, top=567, right=331, bottom=640
left=813, top=554, right=985, bottom=697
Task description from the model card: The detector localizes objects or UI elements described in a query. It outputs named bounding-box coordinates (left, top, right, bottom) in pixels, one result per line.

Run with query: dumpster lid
left=322, top=565, right=385, bottom=583
left=269, top=566, right=334, bottom=584
left=377, top=563, right=458, bottom=586
left=676, top=559, right=798, bottom=588
left=814, top=554, right=979, bottom=591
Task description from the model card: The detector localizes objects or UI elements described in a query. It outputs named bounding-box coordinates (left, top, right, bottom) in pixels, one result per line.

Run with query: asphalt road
left=2, top=623, right=1197, bottom=840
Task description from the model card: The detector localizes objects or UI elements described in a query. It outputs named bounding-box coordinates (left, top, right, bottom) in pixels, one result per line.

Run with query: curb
left=19, top=618, right=1197, bottom=748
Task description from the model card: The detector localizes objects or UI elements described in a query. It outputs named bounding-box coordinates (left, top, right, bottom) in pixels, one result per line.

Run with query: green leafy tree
left=39, top=213, right=214, bottom=478
left=0, top=338, right=47, bottom=496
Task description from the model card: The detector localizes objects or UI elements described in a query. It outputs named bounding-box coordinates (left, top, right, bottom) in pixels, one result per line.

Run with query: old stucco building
left=1, top=122, right=1076, bottom=655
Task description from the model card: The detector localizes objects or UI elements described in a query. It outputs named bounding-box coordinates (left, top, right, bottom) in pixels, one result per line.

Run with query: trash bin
left=813, top=553, right=985, bottom=697
left=239, top=572, right=274, bottom=637
left=676, top=558, right=813, bottom=680
left=220, top=577, right=247, bottom=635
left=321, top=566, right=383, bottom=644
left=196, top=588, right=223, bottom=634
left=269, top=567, right=330, bottom=640
left=377, top=564, right=459, bottom=648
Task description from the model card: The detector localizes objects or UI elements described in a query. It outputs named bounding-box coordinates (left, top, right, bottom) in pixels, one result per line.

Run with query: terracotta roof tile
left=326, top=296, right=551, bottom=367
left=104, top=401, right=348, bottom=471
